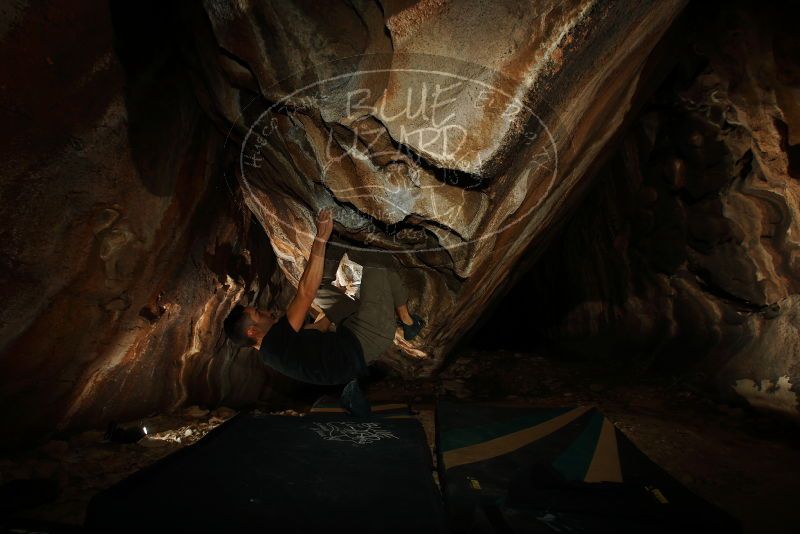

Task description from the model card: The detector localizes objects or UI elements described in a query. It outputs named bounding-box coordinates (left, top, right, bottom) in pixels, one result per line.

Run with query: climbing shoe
left=340, top=378, right=371, bottom=418
left=398, top=314, right=425, bottom=341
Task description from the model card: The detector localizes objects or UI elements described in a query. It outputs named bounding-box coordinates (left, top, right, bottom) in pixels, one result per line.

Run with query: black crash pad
left=86, top=413, right=446, bottom=533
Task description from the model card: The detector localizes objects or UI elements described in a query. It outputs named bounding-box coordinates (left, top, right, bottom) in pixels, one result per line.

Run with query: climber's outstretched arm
left=285, top=209, right=333, bottom=332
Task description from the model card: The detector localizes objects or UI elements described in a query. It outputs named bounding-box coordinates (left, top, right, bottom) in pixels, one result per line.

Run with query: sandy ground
left=1, top=349, right=798, bottom=533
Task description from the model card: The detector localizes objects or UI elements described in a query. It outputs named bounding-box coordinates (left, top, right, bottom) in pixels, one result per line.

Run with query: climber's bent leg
left=340, top=267, right=398, bottom=363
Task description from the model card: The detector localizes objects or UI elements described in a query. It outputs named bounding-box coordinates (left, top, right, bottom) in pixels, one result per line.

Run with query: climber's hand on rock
left=315, top=208, right=334, bottom=242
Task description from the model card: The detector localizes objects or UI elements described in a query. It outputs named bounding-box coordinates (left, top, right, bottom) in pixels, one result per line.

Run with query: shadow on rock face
left=109, top=1, right=206, bottom=197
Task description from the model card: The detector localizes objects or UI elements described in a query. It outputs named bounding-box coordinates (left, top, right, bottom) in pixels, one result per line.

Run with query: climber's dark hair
left=223, top=304, right=256, bottom=347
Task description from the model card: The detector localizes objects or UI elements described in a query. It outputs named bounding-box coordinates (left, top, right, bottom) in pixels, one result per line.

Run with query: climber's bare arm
left=285, top=209, right=333, bottom=332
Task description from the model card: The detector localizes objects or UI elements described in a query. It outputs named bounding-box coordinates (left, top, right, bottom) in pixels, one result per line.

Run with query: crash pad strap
left=311, top=402, right=409, bottom=413
left=584, top=417, right=623, bottom=483
left=443, top=406, right=591, bottom=469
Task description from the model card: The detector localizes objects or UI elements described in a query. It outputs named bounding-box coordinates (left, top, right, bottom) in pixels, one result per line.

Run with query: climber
left=223, top=208, right=424, bottom=392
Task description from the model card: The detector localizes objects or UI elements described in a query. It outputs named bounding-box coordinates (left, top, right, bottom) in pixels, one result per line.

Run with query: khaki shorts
left=315, top=248, right=408, bottom=363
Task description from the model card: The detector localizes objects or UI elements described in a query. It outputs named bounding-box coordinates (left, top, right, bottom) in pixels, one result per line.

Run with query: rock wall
left=192, top=0, right=688, bottom=375
left=4, top=0, right=796, bottom=449
left=500, top=2, right=800, bottom=418
left=0, top=1, right=278, bottom=449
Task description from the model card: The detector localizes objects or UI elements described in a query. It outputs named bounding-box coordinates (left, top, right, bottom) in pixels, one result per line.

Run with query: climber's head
left=223, top=305, right=277, bottom=348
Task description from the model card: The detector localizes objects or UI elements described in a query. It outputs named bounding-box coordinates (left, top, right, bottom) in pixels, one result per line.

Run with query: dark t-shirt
left=259, top=317, right=366, bottom=385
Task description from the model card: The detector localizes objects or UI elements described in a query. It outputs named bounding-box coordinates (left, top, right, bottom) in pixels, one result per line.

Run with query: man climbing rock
left=223, top=208, right=424, bottom=412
